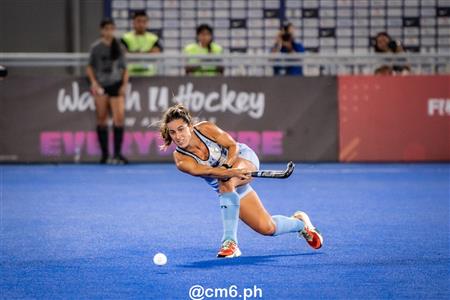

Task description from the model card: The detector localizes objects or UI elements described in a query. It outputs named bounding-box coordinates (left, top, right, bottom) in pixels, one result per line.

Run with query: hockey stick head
left=283, top=161, right=295, bottom=178
left=250, top=161, right=296, bottom=178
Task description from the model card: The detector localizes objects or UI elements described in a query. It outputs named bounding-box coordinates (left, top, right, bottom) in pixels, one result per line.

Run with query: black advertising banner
left=0, top=76, right=337, bottom=162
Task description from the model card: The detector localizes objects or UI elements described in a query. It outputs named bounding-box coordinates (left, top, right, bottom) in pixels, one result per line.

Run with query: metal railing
left=1, top=52, right=449, bottom=76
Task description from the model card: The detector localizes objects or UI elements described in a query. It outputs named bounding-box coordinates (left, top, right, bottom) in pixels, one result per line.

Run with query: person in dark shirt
left=86, top=19, right=129, bottom=164
left=271, top=22, right=305, bottom=76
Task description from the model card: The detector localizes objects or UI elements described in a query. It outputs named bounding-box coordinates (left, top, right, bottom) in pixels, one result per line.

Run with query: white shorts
left=204, top=143, right=259, bottom=199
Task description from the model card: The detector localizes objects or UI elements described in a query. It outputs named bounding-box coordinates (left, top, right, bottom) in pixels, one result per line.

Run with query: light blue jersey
left=176, top=128, right=259, bottom=197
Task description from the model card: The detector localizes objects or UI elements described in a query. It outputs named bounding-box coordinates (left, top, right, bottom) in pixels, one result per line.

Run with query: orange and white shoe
left=293, top=211, right=323, bottom=249
left=300, top=226, right=323, bottom=249
left=217, top=239, right=242, bottom=258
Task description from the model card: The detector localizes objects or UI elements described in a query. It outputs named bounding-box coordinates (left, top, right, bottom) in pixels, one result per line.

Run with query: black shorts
left=102, top=81, right=122, bottom=97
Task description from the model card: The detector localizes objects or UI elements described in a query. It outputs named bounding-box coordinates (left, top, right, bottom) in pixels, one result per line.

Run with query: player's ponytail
left=160, top=104, right=193, bottom=150
left=110, top=38, right=121, bottom=61
left=100, top=18, right=121, bottom=60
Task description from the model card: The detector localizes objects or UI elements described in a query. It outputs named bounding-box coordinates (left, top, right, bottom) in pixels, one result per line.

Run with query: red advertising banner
left=339, top=75, right=450, bottom=162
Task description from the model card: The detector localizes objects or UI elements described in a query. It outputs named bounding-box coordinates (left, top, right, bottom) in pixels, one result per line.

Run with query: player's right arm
left=86, top=49, right=102, bottom=95
left=86, top=65, right=96, bottom=85
left=173, top=152, right=250, bottom=180
left=86, top=65, right=102, bottom=95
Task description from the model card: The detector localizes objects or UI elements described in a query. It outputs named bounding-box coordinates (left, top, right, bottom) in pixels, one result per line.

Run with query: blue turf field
left=1, top=163, right=449, bottom=299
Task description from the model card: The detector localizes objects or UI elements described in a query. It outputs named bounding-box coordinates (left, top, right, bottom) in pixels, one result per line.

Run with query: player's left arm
left=197, top=122, right=239, bottom=167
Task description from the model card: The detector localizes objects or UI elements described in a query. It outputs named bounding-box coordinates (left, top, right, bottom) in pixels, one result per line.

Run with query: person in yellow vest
left=183, top=24, right=224, bottom=76
left=121, top=10, right=162, bottom=76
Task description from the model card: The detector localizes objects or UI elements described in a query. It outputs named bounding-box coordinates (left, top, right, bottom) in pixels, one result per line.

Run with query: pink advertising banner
left=0, top=76, right=338, bottom=163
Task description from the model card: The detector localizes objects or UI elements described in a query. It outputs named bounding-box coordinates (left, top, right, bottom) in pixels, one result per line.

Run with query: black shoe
left=99, top=155, right=109, bottom=164
left=112, top=154, right=129, bottom=165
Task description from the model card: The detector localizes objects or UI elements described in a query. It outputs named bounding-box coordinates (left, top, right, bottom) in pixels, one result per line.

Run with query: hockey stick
left=251, top=161, right=295, bottom=179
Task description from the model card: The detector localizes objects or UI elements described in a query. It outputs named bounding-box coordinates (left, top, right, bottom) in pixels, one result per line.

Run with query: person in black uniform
left=86, top=19, right=129, bottom=164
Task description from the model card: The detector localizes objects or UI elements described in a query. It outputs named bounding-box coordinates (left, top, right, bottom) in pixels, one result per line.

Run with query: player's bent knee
left=219, top=176, right=246, bottom=193
left=218, top=180, right=234, bottom=193
left=257, top=221, right=276, bottom=236
left=233, top=157, right=257, bottom=171
left=237, top=177, right=252, bottom=186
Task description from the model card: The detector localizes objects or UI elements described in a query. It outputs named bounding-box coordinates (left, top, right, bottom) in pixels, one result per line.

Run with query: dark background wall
left=0, top=0, right=103, bottom=52
left=0, top=76, right=338, bottom=163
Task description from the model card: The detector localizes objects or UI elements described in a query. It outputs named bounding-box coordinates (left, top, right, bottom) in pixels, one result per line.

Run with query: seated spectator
left=183, top=24, right=224, bottom=76
left=373, top=32, right=410, bottom=75
left=121, top=10, right=162, bottom=76
left=271, top=22, right=305, bottom=76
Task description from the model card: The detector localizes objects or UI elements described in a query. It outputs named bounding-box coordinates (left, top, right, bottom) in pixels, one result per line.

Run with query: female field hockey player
left=87, top=18, right=129, bottom=164
left=160, top=104, right=323, bottom=258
